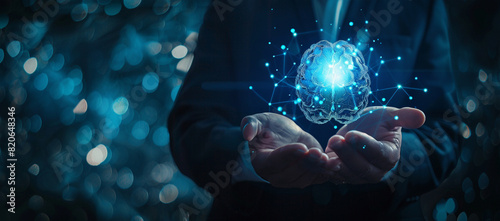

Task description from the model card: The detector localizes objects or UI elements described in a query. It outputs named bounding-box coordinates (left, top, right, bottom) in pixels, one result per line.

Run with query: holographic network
left=295, top=40, right=371, bottom=124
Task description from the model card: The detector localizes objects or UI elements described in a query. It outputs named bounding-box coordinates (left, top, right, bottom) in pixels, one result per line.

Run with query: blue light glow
left=142, top=72, right=160, bottom=92
left=7, top=41, right=21, bottom=57
left=132, top=120, right=150, bottom=140
left=113, top=97, right=129, bottom=115
left=153, top=126, right=169, bottom=146
left=34, top=73, right=48, bottom=91
left=349, top=21, right=353, bottom=26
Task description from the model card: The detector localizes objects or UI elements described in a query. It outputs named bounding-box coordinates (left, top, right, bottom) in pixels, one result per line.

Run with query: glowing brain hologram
left=295, top=40, right=371, bottom=124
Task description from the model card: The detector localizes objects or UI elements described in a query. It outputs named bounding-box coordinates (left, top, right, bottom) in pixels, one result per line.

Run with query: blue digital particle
left=295, top=40, right=371, bottom=124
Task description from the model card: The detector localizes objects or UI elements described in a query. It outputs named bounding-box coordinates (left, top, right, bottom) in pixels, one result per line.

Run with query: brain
left=295, top=40, right=371, bottom=124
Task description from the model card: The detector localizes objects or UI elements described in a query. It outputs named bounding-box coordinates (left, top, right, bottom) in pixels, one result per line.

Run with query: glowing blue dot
left=397, top=56, right=401, bottom=60
left=296, top=84, right=300, bottom=90
left=248, top=86, right=253, bottom=90
left=380, top=60, right=385, bottom=64
left=77, top=125, right=93, bottom=144
left=314, top=96, right=319, bottom=101
left=281, top=45, right=286, bottom=50
left=320, top=28, right=323, bottom=32
left=292, top=117, right=296, bottom=121
left=319, top=100, right=324, bottom=105
left=375, top=73, right=379, bottom=76
left=394, top=115, right=399, bottom=120
left=424, top=88, right=428, bottom=93
left=142, top=72, right=159, bottom=92
left=415, top=77, right=418, bottom=80
left=349, top=21, right=353, bottom=26
left=34, top=73, right=48, bottom=91
left=369, top=110, right=373, bottom=114
left=362, top=145, right=366, bottom=149
left=113, top=97, right=129, bottom=115
left=397, top=84, right=402, bottom=89
left=132, top=120, right=150, bottom=140
left=370, top=47, right=374, bottom=51
left=290, top=28, right=295, bottom=33
left=382, top=98, right=386, bottom=102
left=24, top=57, right=38, bottom=74
left=153, top=126, right=169, bottom=146
left=268, top=103, right=272, bottom=106
left=297, top=98, right=302, bottom=102
left=354, top=106, right=358, bottom=110
left=293, top=33, right=297, bottom=37
left=270, top=74, right=274, bottom=79
left=277, top=106, right=283, bottom=112
left=7, top=41, right=21, bottom=57
left=409, top=96, right=413, bottom=100
left=365, top=20, right=368, bottom=24
left=274, top=83, right=278, bottom=87
left=268, top=42, right=271, bottom=44
left=265, top=62, right=269, bottom=67
left=282, top=111, right=287, bottom=115
left=334, top=125, right=338, bottom=129
left=124, top=0, right=141, bottom=9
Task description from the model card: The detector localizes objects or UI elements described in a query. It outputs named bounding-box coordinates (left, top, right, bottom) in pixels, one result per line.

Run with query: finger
left=240, top=116, right=262, bottom=141
left=344, top=130, right=399, bottom=171
left=327, top=135, right=386, bottom=183
left=299, top=131, right=323, bottom=150
left=362, top=106, right=425, bottom=129
left=391, top=107, right=426, bottom=129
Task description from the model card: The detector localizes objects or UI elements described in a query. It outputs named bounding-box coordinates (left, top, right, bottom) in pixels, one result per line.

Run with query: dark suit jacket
left=168, top=0, right=460, bottom=220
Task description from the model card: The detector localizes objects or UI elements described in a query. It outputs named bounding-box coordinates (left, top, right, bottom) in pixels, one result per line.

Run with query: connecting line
left=250, top=89, right=268, bottom=104
left=403, top=86, right=426, bottom=91
left=401, top=87, right=411, bottom=97
left=385, top=89, right=399, bottom=105
left=376, top=86, right=398, bottom=92
left=271, top=100, right=297, bottom=105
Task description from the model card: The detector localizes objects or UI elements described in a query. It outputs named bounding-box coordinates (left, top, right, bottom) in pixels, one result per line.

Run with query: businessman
left=169, top=0, right=459, bottom=219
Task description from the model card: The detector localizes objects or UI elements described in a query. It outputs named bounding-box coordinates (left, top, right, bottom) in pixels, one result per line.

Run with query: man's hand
left=326, top=106, right=426, bottom=184
left=241, top=113, right=337, bottom=188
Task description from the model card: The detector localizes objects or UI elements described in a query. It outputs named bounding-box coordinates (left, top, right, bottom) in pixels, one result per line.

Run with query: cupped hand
left=241, top=112, right=337, bottom=188
left=325, top=106, right=426, bottom=184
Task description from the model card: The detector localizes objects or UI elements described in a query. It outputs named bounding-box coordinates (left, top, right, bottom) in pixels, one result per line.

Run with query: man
left=169, top=0, right=459, bottom=219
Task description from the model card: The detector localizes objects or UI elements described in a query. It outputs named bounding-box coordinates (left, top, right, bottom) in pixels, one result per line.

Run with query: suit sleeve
left=168, top=5, right=245, bottom=187
left=385, top=0, right=461, bottom=213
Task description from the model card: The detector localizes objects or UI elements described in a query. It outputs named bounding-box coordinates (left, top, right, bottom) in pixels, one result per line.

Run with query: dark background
left=0, top=0, right=499, bottom=220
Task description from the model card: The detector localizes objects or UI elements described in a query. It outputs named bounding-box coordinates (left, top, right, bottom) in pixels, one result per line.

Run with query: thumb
left=391, top=107, right=426, bottom=129
left=241, top=116, right=262, bottom=141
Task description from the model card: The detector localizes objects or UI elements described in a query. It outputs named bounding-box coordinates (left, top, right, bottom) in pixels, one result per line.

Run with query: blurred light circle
left=153, top=0, right=170, bottom=15
left=51, top=54, right=65, bottom=71
left=171, top=45, right=188, bottom=59
left=465, top=98, right=477, bottom=113
left=7, top=41, right=21, bottom=57
left=69, top=68, right=83, bottom=85
left=131, top=215, right=144, bottom=221
left=28, top=164, right=40, bottom=176
left=478, top=69, right=487, bottom=83
left=112, top=97, right=129, bottom=115
left=457, top=212, right=467, bottom=221
left=61, top=78, right=75, bottom=95
left=176, top=54, right=193, bottom=72
left=39, top=44, right=53, bottom=61
left=73, top=99, right=88, bottom=114
left=151, top=163, right=173, bottom=183
left=0, top=49, right=4, bottom=63
left=475, top=123, right=485, bottom=137
left=28, top=195, right=44, bottom=210
left=132, top=120, right=149, bottom=140
left=461, top=123, right=471, bottom=139
left=124, top=0, right=141, bottom=9
left=126, top=48, right=143, bottom=66
left=146, top=41, right=162, bottom=55
left=445, top=198, right=455, bottom=214
left=105, top=2, right=122, bottom=16
left=71, top=4, right=89, bottom=21
left=77, top=125, right=93, bottom=144
left=159, top=184, right=178, bottom=204
left=84, top=173, right=102, bottom=194
left=153, top=126, right=169, bottom=146
left=30, top=114, right=42, bottom=132
left=464, top=188, right=475, bottom=203
left=24, top=57, right=38, bottom=74
left=86, top=144, right=108, bottom=166
left=478, top=172, right=489, bottom=190
left=0, top=14, right=9, bottom=29
left=142, top=72, right=160, bottom=92
left=117, top=167, right=134, bottom=189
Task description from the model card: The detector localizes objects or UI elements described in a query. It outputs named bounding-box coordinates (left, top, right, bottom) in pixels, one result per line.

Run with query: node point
left=349, top=21, right=353, bottom=26
left=424, top=88, right=428, bottom=93
left=249, top=86, right=253, bottom=90
left=397, top=56, right=401, bottom=60
left=394, top=115, right=399, bottom=120
left=281, top=45, right=286, bottom=50
left=409, top=96, right=413, bottom=100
